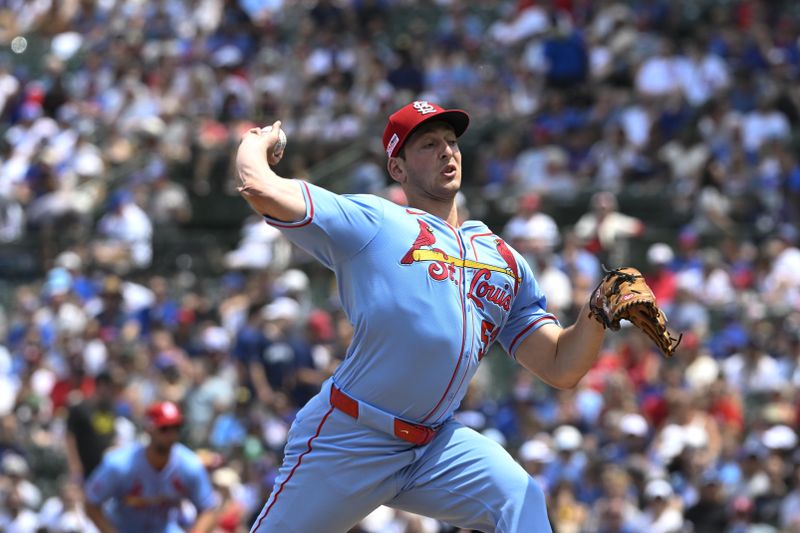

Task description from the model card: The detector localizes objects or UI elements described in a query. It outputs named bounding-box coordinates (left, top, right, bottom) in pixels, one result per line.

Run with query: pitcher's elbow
left=548, top=373, right=582, bottom=390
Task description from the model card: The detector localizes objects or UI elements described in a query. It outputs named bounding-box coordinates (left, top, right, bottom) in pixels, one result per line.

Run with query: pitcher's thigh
left=251, top=465, right=381, bottom=533
left=388, top=423, right=552, bottom=533
left=250, top=409, right=407, bottom=533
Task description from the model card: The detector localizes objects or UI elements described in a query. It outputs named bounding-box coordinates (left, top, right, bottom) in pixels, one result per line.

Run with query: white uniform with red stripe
left=251, top=181, right=557, bottom=532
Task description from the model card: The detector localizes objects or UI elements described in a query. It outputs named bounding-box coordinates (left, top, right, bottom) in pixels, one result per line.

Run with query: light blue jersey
left=251, top=181, right=557, bottom=532
left=267, top=181, right=557, bottom=424
left=85, top=442, right=215, bottom=533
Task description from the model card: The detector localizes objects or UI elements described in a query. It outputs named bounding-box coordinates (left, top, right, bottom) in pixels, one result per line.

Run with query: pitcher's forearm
left=238, top=168, right=305, bottom=220
left=235, top=125, right=305, bottom=220
left=548, top=303, right=606, bottom=388
left=517, top=304, right=605, bottom=390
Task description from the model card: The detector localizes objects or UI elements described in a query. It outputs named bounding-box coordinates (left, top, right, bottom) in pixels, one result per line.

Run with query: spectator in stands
left=722, top=338, right=786, bottom=401
left=92, top=190, right=153, bottom=273
left=557, top=229, right=601, bottom=307
left=65, top=370, right=119, bottom=483
left=574, top=191, right=644, bottom=266
left=641, top=479, right=684, bottom=533
left=534, top=252, right=573, bottom=317
left=502, top=191, right=560, bottom=256
left=761, top=225, right=800, bottom=311
left=542, top=19, right=589, bottom=90
left=0, top=195, right=24, bottom=243
left=644, top=243, right=677, bottom=311
left=38, top=480, right=99, bottom=533
left=587, top=465, right=643, bottom=532
left=741, top=95, right=791, bottom=158
left=691, top=159, right=736, bottom=236
left=518, top=437, right=555, bottom=496
left=550, top=479, right=588, bottom=533
left=544, top=425, right=588, bottom=488
left=780, top=463, right=800, bottom=530
left=224, top=214, right=291, bottom=272
left=0, top=483, right=40, bottom=532
left=635, top=38, right=683, bottom=101
left=143, top=171, right=192, bottom=228
left=184, top=325, right=237, bottom=446
left=685, top=469, right=730, bottom=532
left=579, top=122, right=636, bottom=193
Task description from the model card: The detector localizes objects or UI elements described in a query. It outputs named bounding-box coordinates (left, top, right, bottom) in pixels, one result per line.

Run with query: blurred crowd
left=2, top=0, right=800, bottom=532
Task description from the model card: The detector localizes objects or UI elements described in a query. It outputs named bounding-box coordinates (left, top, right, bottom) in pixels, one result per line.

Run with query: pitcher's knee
left=512, top=475, right=546, bottom=507
left=525, top=476, right=547, bottom=506
left=494, top=476, right=551, bottom=532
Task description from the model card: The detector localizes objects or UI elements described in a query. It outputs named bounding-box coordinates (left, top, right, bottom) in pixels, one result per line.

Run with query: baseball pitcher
left=236, top=100, right=675, bottom=532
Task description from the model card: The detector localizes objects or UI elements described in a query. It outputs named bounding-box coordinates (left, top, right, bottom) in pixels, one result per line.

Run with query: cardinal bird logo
left=172, top=476, right=186, bottom=496
left=401, top=220, right=447, bottom=264
left=124, top=481, right=146, bottom=507
left=400, top=221, right=521, bottom=286
left=495, top=238, right=520, bottom=295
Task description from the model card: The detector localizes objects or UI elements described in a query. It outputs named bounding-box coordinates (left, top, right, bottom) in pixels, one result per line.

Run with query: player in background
left=236, top=101, right=607, bottom=532
left=84, top=401, right=217, bottom=533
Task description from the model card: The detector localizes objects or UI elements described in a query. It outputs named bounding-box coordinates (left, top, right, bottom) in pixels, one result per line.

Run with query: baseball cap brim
left=410, top=110, right=469, bottom=142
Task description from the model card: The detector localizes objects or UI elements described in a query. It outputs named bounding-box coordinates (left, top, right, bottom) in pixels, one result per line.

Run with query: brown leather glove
left=588, top=266, right=682, bottom=357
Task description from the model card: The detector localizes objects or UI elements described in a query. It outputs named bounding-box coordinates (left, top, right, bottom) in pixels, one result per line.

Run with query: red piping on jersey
left=405, top=208, right=427, bottom=215
left=430, top=231, right=496, bottom=423
left=432, top=230, right=493, bottom=422
left=265, top=181, right=315, bottom=228
left=252, top=406, right=334, bottom=530
left=421, top=225, right=467, bottom=424
left=469, top=232, right=494, bottom=260
left=509, top=314, right=558, bottom=355
left=432, top=313, right=473, bottom=424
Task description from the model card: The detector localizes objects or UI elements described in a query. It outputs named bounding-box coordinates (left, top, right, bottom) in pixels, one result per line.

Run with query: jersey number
left=478, top=320, right=498, bottom=361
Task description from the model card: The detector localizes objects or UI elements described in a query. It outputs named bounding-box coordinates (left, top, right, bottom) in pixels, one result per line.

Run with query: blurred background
left=1, top=0, right=800, bottom=531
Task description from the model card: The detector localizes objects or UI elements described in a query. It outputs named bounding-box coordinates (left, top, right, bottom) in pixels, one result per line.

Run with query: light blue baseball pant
left=250, top=382, right=551, bottom=533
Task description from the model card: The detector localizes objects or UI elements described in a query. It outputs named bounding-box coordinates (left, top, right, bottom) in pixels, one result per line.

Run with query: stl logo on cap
left=412, top=101, right=437, bottom=115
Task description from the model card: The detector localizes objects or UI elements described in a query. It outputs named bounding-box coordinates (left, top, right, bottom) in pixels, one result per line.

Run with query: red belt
left=330, top=385, right=437, bottom=446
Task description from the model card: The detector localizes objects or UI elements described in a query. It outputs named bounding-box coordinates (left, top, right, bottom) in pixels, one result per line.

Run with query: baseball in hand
left=260, top=125, right=287, bottom=156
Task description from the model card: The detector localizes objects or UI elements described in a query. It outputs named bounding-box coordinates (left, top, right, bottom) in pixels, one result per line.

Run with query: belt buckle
left=394, top=419, right=436, bottom=446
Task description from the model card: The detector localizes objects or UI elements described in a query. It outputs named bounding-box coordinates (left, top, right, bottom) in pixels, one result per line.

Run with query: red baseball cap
left=382, top=101, right=469, bottom=158
left=146, top=401, right=183, bottom=428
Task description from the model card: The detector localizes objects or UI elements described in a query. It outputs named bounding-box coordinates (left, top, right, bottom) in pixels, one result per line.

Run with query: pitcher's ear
left=387, top=157, right=406, bottom=184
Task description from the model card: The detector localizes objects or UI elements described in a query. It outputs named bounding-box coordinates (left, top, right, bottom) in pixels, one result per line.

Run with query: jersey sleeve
left=84, top=457, right=121, bottom=505
left=497, top=257, right=560, bottom=358
left=186, top=457, right=216, bottom=512
left=262, top=181, right=385, bottom=269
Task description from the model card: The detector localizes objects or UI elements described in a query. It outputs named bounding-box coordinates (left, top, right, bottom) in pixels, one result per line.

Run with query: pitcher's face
left=390, top=122, right=462, bottom=202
